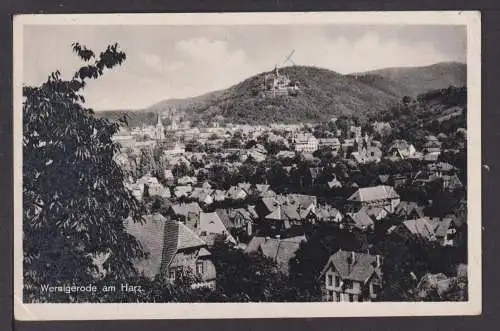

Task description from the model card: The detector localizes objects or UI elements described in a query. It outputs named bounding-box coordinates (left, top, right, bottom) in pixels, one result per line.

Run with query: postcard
left=13, top=11, right=481, bottom=320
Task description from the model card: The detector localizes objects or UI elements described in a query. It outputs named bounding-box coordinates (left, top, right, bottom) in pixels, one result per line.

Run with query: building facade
left=319, top=250, right=383, bottom=302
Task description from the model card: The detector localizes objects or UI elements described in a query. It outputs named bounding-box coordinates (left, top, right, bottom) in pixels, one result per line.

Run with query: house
left=288, top=194, right=317, bottom=214
left=344, top=211, right=375, bottom=231
left=190, top=187, right=214, bottom=205
left=197, top=211, right=237, bottom=246
left=237, top=182, right=253, bottom=195
left=213, top=189, right=227, bottom=202
left=347, top=185, right=400, bottom=212
left=201, top=181, right=212, bottom=189
left=264, top=205, right=300, bottom=231
left=124, top=213, right=216, bottom=288
left=294, top=134, right=319, bottom=153
left=245, top=235, right=307, bottom=275
left=389, top=218, right=437, bottom=242
left=314, top=205, right=343, bottom=223
left=170, top=202, right=202, bottom=224
left=387, top=140, right=417, bottom=160
left=178, top=175, right=198, bottom=186
left=430, top=217, right=460, bottom=247
left=276, top=150, right=296, bottom=160
left=394, top=201, right=425, bottom=220
left=327, top=177, right=343, bottom=189
left=318, top=138, right=341, bottom=151
left=319, top=250, right=383, bottom=302
left=227, top=208, right=254, bottom=236
left=415, top=273, right=453, bottom=300
left=173, top=185, right=193, bottom=199
left=226, top=186, right=248, bottom=200
left=350, top=146, right=382, bottom=164
left=163, top=169, right=175, bottom=186
left=144, top=182, right=171, bottom=199
left=359, top=205, right=390, bottom=221
left=427, top=162, right=456, bottom=176
left=349, top=126, right=362, bottom=139
left=214, top=209, right=235, bottom=233
left=433, top=173, right=464, bottom=191
left=254, top=184, right=276, bottom=198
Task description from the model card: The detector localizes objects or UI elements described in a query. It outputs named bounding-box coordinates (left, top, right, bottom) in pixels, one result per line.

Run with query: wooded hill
left=98, top=62, right=466, bottom=125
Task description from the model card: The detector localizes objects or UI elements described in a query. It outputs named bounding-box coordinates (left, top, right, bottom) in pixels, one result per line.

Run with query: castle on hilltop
left=262, top=50, right=300, bottom=97
left=263, top=66, right=299, bottom=97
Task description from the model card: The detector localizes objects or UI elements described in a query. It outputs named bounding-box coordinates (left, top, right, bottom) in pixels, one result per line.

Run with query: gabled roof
left=237, top=182, right=253, bottom=194
left=171, top=202, right=202, bottom=217
left=402, top=218, right=436, bottom=241
left=255, top=184, right=270, bottom=193
left=328, top=177, right=343, bottom=188
left=261, top=197, right=280, bottom=214
left=190, top=187, right=214, bottom=201
left=124, top=214, right=206, bottom=278
left=346, top=211, right=374, bottom=230
left=434, top=218, right=455, bottom=238
left=215, top=209, right=235, bottom=230
left=314, top=205, right=342, bottom=221
left=427, top=162, right=456, bottom=173
left=360, top=205, right=389, bottom=219
left=245, top=235, right=306, bottom=274
left=226, top=186, right=247, bottom=199
left=394, top=201, right=425, bottom=218
left=199, top=212, right=236, bottom=244
left=347, top=185, right=400, bottom=202
left=319, top=250, right=382, bottom=283
left=174, top=185, right=193, bottom=197
left=213, top=189, right=227, bottom=201
left=287, top=194, right=317, bottom=209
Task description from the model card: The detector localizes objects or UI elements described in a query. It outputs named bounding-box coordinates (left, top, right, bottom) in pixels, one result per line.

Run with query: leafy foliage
left=211, top=240, right=298, bottom=302
left=23, top=43, right=145, bottom=302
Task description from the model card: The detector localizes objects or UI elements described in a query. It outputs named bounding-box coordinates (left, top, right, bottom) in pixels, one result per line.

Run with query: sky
left=23, top=24, right=466, bottom=110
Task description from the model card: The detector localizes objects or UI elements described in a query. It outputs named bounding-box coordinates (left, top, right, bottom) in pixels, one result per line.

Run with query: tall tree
left=23, top=43, right=145, bottom=302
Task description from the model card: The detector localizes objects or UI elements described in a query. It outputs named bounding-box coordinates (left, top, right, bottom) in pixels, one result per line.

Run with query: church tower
left=155, top=114, right=165, bottom=140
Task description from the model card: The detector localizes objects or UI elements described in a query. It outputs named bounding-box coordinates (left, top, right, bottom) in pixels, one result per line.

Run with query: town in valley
left=22, top=23, right=469, bottom=304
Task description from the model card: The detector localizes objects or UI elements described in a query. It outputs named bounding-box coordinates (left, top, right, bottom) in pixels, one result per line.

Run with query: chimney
left=376, top=255, right=381, bottom=268
left=351, top=251, right=356, bottom=264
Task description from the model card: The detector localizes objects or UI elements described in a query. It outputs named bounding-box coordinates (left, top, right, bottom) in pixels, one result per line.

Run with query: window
left=349, top=294, right=354, bottom=302
left=328, top=290, right=334, bottom=301
left=335, top=276, right=340, bottom=287
left=196, top=261, right=204, bottom=275
left=335, top=292, right=341, bottom=302
left=327, top=274, right=333, bottom=286
left=168, top=268, right=176, bottom=280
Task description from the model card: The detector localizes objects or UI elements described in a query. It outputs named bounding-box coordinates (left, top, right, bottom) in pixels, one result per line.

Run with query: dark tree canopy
left=23, top=43, right=145, bottom=302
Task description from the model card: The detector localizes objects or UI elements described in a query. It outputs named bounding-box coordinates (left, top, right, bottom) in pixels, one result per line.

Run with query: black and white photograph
left=14, top=12, right=481, bottom=319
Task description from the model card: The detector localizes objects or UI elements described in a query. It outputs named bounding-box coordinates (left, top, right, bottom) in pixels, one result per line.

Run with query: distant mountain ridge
left=98, top=61, right=466, bottom=125
left=352, top=62, right=466, bottom=96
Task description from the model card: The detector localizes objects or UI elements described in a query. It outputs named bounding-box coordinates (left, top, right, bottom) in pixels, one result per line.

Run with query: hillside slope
left=181, top=66, right=402, bottom=124
left=355, top=62, right=466, bottom=96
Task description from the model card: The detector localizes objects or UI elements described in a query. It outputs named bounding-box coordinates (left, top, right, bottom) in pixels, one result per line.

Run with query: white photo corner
left=13, top=11, right=481, bottom=320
